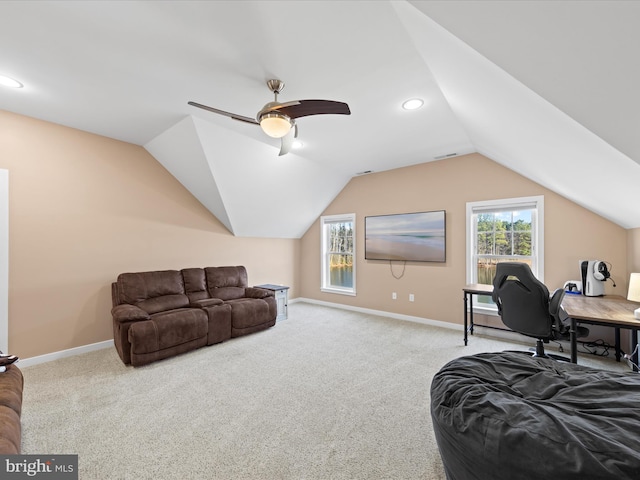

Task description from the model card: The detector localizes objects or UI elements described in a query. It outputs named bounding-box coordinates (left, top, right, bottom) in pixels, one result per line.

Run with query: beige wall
left=299, top=154, right=628, bottom=327
left=0, top=111, right=298, bottom=359
left=628, top=228, right=640, bottom=274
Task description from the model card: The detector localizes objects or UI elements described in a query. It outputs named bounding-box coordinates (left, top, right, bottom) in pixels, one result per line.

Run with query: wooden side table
left=255, top=284, right=289, bottom=321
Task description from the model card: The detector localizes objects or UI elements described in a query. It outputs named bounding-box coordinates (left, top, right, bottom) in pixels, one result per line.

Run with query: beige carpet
left=20, top=303, right=627, bottom=479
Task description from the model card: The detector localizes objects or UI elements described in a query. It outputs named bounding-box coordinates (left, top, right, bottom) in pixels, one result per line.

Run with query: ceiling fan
left=188, top=79, right=351, bottom=156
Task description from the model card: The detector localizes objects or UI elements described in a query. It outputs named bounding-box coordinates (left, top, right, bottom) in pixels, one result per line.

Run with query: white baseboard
left=19, top=339, right=114, bottom=368
left=292, top=298, right=566, bottom=352
left=294, top=297, right=463, bottom=332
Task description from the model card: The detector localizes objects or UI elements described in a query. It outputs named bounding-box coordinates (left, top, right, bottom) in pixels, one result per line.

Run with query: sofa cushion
left=182, top=268, right=211, bottom=303
left=225, top=298, right=271, bottom=329
left=205, top=266, right=248, bottom=300
left=137, top=295, right=189, bottom=315
left=190, top=298, right=224, bottom=308
left=117, top=270, right=189, bottom=314
left=128, top=308, right=207, bottom=354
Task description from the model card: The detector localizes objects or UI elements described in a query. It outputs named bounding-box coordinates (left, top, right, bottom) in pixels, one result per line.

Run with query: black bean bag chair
left=430, top=352, right=640, bottom=480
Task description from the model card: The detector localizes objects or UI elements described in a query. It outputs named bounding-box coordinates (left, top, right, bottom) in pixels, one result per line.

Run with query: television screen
left=365, top=210, right=446, bottom=262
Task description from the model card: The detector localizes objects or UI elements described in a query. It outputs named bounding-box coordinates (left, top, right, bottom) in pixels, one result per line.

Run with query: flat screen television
left=365, top=210, right=446, bottom=262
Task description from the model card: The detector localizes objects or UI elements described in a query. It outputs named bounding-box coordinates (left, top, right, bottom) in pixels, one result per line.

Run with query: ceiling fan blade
left=273, top=100, right=351, bottom=119
left=279, top=126, right=297, bottom=156
left=188, top=101, right=259, bottom=125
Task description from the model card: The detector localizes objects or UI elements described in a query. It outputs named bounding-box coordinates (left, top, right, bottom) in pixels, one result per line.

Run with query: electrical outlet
left=392, top=292, right=397, bottom=300
left=409, top=293, right=415, bottom=302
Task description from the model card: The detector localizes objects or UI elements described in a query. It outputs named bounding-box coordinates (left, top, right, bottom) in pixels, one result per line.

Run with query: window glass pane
left=494, top=225, right=510, bottom=255
left=477, top=214, right=494, bottom=232
left=513, top=232, right=531, bottom=255
left=329, top=253, right=353, bottom=288
left=504, top=232, right=513, bottom=255
left=476, top=257, right=497, bottom=285
left=513, top=210, right=532, bottom=226
left=328, top=223, right=353, bottom=254
left=495, top=211, right=511, bottom=228
left=477, top=232, right=493, bottom=255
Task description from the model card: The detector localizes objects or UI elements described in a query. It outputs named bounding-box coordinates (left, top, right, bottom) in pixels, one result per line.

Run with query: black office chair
left=491, top=262, right=589, bottom=359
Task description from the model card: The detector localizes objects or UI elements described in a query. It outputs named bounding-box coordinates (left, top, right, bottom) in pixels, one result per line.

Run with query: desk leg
left=463, top=292, right=468, bottom=346
left=614, top=327, right=621, bottom=362
left=570, top=318, right=577, bottom=363
left=469, top=295, right=474, bottom=336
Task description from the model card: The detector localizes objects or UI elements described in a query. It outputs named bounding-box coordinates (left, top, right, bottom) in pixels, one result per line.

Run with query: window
left=466, top=196, right=544, bottom=311
left=321, top=213, right=355, bottom=295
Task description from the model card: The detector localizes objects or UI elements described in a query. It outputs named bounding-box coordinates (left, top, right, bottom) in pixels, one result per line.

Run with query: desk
left=463, top=285, right=640, bottom=371
left=561, top=294, right=640, bottom=370
left=462, top=284, right=494, bottom=346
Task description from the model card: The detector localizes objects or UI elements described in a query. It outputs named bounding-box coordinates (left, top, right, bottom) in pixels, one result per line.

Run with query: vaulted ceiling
left=1, top=1, right=638, bottom=237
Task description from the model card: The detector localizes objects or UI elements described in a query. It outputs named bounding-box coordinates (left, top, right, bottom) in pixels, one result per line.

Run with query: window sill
left=321, top=287, right=356, bottom=297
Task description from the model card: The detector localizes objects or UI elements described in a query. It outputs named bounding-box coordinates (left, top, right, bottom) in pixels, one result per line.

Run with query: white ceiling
left=1, top=1, right=639, bottom=237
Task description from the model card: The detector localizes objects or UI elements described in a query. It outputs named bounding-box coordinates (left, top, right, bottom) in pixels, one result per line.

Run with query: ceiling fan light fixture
left=0, top=75, right=23, bottom=88
left=259, top=112, right=292, bottom=138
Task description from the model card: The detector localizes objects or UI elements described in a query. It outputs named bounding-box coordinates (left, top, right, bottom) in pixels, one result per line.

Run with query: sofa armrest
left=111, top=304, right=150, bottom=323
left=190, top=298, right=224, bottom=308
left=0, top=365, right=23, bottom=454
left=245, top=287, right=274, bottom=299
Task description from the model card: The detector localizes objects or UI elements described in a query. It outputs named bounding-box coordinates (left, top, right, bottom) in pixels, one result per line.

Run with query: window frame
left=320, top=213, right=356, bottom=296
left=466, top=196, right=544, bottom=313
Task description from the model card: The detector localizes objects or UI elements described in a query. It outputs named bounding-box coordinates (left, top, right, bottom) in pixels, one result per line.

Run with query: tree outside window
left=475, top=210, right=533, bottom=285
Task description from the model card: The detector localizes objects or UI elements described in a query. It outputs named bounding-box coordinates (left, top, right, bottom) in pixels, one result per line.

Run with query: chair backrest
left=491, top=262, right=553, bottom=339
left=548, top=287, right=568, bottom=335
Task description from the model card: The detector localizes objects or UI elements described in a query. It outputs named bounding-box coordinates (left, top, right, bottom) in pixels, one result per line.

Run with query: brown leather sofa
left=111, top=266, right=276, bottom=366
left=0, top=365, right=24, bottom=454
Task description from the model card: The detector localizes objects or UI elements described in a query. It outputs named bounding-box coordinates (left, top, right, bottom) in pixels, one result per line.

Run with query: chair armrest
left=245, top=287, right=274, bottom=299
left=111, top=304, right=150, bottom=323
left=190, top=298, right=224, bottom=308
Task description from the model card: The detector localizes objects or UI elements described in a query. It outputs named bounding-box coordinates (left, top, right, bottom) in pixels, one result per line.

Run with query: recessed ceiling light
left=293, top=140, right=303, bottom=149
left=0, top=75, right=23, bottom=88
left=402, top=98, right=424, bottom=110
